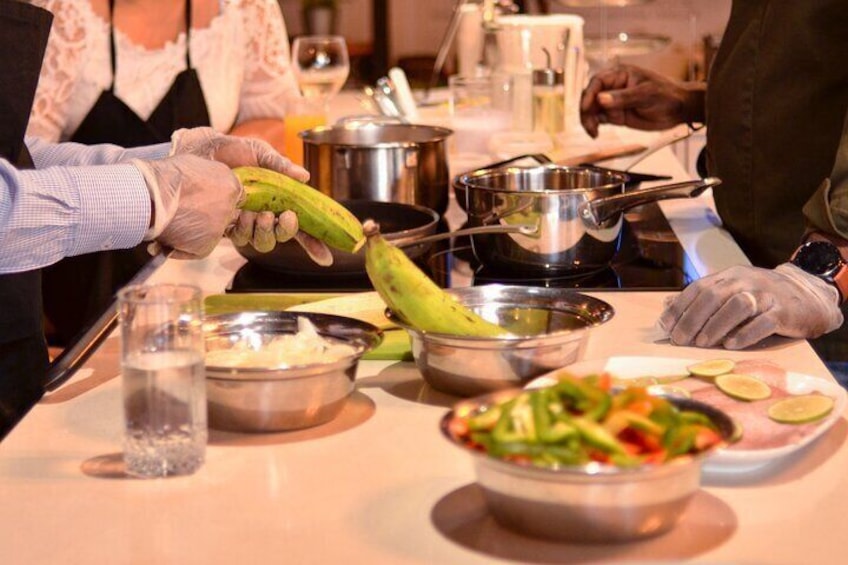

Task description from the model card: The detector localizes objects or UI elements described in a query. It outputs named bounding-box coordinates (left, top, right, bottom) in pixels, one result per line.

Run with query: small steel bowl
left=387, top=285, right=614, bottom=397
left=441, top=388, right=736, bottom=543
left=203, top=311, right=382, bottom=432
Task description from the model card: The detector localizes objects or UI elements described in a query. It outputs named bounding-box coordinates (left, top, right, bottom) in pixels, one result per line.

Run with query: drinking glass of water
left=118, top=284, right=207, bottom=478
left=291, top=34, right=350, bottom=115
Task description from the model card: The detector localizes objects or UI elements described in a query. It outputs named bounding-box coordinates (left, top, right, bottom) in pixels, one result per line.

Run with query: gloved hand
left=169, top=127, right=332, bottom=264
left=226, top=209, right=333, bottom=266
left=134, top=155, right=242, bottom=259
left=170, top=127, right=309, bottom=181
left=580, top=65, right=700, bottom=138
left=658, top=264, right=844, bottom=350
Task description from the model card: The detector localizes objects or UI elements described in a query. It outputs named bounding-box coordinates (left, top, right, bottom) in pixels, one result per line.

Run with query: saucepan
left=301, top=121, right=453, bottom=214
left=452, top=153, right=672, bottom=212
left=460, top=164, right=721, bottom=273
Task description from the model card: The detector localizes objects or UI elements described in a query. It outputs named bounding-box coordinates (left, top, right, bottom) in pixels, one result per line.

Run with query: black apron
left=706, top=1, right=848, bottom=269
left=705, top=1, right=848, bottom=361
left=0, top=0, right=53, bottom=437
left=42, top=0, right=211, bottom=346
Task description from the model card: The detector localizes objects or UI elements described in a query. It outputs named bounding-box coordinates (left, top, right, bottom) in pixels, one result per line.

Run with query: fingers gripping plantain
left=233, top=166, right=365, bottom=253
left=363, top=220, right=506, bottom=337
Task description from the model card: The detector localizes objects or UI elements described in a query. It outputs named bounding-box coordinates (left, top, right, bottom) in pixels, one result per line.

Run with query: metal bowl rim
left=386, top=284, right=614, bottom=342
left=440, top=391, right=733, bottom=477
left=205, top=356, right=362, bottom=381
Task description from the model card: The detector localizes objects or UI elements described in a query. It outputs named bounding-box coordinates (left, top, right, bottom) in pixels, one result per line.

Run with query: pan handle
left=393, top=223, right=539, bottom=248
left=580, top=177, right=722, bottom=228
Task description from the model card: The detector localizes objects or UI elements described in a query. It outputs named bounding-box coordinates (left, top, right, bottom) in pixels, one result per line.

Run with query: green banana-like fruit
left=363, top=220, right=506, bottom=337
left=233, top=166, right=365, bottom=253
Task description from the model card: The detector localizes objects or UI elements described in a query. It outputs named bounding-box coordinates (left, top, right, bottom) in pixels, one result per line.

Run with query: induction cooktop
left=227, top=202, right=696, bottom=293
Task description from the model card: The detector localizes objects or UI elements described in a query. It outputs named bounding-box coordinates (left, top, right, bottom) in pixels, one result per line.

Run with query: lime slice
left=768, top=395, right=835, bottom=424
left=715, top=373, right=772, bottom=401
left=687, top=359, right=736, bottom=378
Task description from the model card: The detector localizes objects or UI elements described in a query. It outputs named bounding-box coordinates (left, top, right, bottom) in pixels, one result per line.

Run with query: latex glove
left=169, top=127, right=309, bottom=182
left=226, top=210, right=333, bottom=266
left=134, top=155, right=242, bottom=259
left=580, top=64, right=699, bottom=138
left=658, top=264, right=844, bottom=350
left=170, top=127, right=333, bottom=264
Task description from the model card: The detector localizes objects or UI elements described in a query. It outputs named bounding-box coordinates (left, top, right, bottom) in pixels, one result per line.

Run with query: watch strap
left=833, top=264, right=848, bottom=305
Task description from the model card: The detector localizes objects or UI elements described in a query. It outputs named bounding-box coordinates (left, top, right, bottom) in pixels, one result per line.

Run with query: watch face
left=793, top=241, right=843, bottom=276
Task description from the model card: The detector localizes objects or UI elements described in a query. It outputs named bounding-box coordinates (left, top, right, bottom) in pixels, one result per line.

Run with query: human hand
left=227, top=209, right=333, bottom=266
left=169, top=126, right=309, bottom=182
left=133, top=155, right=243, bottom=259
left=658, top=264, right=843, bottom=350
left=579, top=65, right=699, bottom=138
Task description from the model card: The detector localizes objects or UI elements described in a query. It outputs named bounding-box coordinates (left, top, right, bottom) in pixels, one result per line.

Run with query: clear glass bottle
left=532, top=49, right=566, bottom=143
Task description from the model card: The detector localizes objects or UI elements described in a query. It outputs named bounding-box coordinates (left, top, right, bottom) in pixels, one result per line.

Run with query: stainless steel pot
left=459, top=164, right=720, bottom=273
left=301, top=122, right=453, bottom=214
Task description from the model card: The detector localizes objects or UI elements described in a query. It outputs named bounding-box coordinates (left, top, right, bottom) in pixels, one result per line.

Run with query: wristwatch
left=790, top=240, right=848, bottom=303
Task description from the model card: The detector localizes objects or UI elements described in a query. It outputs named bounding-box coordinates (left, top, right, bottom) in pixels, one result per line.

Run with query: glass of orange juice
left=285, top=97, right=327, bottom=167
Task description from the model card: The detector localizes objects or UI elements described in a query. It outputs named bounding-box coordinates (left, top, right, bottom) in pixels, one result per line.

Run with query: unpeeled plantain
left=234, top=166, right=365, bottom=253
left=363, top=220, right=506, bottom=337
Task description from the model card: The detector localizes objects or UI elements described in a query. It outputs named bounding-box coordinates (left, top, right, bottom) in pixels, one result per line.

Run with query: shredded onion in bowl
left=206, top=317, right=359, bottom=368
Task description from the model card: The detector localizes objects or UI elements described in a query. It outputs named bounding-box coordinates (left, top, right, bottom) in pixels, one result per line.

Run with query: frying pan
left=234, top=200, right=440, bottom=275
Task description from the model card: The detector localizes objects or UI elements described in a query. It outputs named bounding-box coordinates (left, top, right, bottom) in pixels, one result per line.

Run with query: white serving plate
left=527, top=356, right=848, bottom=474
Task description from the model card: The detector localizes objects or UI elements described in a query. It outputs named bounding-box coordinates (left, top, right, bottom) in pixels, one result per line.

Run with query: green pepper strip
left=467, top=406, right=502, bottom=432
left=622, top=410, right=665, bottom=437
left=531, top=389, right=554, bottom=443
left=491, top=397, right=522, bottom=443
left=663, top=424, right=697, bottom=457
left=572, top=417, right=627, bottom=455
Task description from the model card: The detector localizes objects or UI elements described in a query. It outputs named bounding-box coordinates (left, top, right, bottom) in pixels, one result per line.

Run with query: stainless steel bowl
left=441, top=388, right=736, bottom=543
left=387, top=285, right=614, bottom=397
left=203, top=311, right=383, bottom=432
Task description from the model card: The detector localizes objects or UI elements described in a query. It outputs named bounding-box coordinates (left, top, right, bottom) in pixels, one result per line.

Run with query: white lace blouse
left=28, top=0, right=301, bottom=142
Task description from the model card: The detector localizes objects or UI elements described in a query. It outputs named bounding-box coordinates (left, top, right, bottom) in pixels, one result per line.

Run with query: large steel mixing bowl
left=203, top=311, right=382, bottom=432
left=387, top=285, right=614, bottom=397
left=441, top=388, right=737, bottom=543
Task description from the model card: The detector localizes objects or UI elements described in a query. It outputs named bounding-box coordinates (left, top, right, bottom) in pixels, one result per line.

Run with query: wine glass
left=291, top=35, right=350, bottom=114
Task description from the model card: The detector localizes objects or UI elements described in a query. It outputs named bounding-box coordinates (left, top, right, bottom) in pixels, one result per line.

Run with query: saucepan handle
left=580, top=177, right=722, bottom=228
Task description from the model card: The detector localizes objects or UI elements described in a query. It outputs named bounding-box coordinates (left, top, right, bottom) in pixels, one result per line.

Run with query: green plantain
left=234, top=166, right=365, bottom=253
left=363, top=220, right=506, bottom=337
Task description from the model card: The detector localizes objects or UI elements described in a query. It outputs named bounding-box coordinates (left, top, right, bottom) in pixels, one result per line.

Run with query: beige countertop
left=2, top=290, right=843, bottom=564
left=2, top=128, right=845, bottom=563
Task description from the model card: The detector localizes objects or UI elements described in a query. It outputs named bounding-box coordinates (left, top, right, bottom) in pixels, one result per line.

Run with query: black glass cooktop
left=227, top=202, right=696, bottom=293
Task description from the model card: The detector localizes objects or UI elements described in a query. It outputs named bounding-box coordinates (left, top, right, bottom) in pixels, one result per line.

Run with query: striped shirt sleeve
left=27, top=136, right=170, bottom=167
left=0, top=157, right=151, bottom=274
